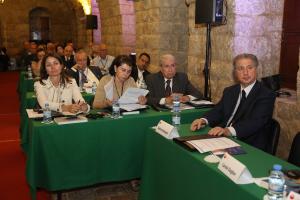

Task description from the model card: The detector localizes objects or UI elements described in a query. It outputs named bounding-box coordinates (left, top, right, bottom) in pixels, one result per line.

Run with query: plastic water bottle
left=27, top=66, right=32, bottom=79
left=92, top=81, right=97, bottom=95
left=112, top=100, right=120, bottom=119
left=172, top=94, right=181, bottom=129
left=43, top=102, right=52, bottom=123
left=268, top=164, right=285, bottom=200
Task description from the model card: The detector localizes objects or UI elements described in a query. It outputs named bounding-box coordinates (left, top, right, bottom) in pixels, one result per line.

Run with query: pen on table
left=209, top=151, right=221, bottom=162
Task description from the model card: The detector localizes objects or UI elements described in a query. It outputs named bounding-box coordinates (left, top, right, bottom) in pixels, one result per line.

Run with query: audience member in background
left=90, top=43, right=114, bottom=75
left=61, top=45, right=76, bottom=69
left=31, top=48, right=46, bottom=78
left=93, top=55, right=147, bottom=109
left=146, top=54, right=203, bottom=106
left=17, top=41, right=30, bottom=69
left=131, top=52, right=151, bottom=89
left=67, top=50, right=102, bottom=87
left=19, top=42, right=37, bottom=69
left=87, top=43, right=98, bottom=65
left=34, top=53, right=89, bottom=113
left=55, top=44, right=64, bottom=57
left=0, top=47, right=10, bottom=71
left=190, top=53, right=276, bottom=151
left=46, top=42, right=55, bottom=53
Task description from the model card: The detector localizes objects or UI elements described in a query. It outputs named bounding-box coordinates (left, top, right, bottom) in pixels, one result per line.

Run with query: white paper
left=104, top=78, right=114, bottom=100
left=26, top=109, right=43, bottom=118
left=167, top=103, right=195, bottom=111
left=120, top=104, right=147, bottom=112
left=190, top=100, right=214, bottom=105
left=187, top=137, right=240, bottom=153
left=118, top=88, right=149, bottom=104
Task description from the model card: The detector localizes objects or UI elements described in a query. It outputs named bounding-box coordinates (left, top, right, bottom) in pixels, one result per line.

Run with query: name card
left=287, top=191, right=300, bottom=200
left=218, top=153, right=253, bottom=184
left=155, top=120, right=179, bottom=139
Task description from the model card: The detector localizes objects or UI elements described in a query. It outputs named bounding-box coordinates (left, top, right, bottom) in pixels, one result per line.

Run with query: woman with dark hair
left=93, top=55, right=147, bottom=109
left=34, top=53, right=89, bottom=113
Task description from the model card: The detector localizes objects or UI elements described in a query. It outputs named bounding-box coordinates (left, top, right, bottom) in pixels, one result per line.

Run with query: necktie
left=229, top=90, right=246, bottom=126
left=165, top=80, right=171, bottom=97
left=80, top=70, right=87, bottom=83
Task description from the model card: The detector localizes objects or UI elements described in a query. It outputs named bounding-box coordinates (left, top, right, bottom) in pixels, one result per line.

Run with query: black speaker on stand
left=195, top=0, right=224, bottom=100
left=86, top=15, right=98, bottom=43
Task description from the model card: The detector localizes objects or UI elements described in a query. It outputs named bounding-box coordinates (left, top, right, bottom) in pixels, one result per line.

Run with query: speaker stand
left=203, top=23, right=212, bottom=100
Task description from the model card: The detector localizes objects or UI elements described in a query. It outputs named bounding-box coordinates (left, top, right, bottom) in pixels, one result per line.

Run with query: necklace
left=113, top=77, right=124, bottom=98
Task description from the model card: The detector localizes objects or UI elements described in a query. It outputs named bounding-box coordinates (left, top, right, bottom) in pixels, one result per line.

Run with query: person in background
left=67, top=50, right=102, bottom=87
left=61, top=45, right=76, bottom=69
left=46, top=42, right=55, bottom=54
left=34, top=53, right=89, bottom=113
left=190, top=53, right=276, bottom=151
left=56, top=44, right=64, bottom=57
left=146, top=54, right=203, bottom=106
left=17, top=41, right=30, bottom=69
left=21, top=42, right=37, bottom=69
left=131, top=52, right=151, bottom=89
left=31, top=48, right=46, bottom=78
left=90, top=43, right=114, bottom=75
left=93, top=55, right=147, bottom=109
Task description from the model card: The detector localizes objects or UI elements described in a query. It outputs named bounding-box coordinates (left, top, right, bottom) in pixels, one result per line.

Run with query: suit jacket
left=204, top=81, right=276, bottom=151
left=66, top=66, right=103, bottom=86
left=131, top=64, right=150, bottom=81
left=61, top=55, right=76, bottom=69
left=145, top=72, right=203, bottom=105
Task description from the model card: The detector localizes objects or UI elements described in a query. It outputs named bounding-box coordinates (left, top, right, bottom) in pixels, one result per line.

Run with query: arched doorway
left=29, top=7, right=50, bottom=43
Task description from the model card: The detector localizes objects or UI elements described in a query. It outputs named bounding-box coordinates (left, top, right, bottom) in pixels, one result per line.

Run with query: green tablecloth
left=138, top=124, right=298, bottom=200
left=18, top=71, right=34, bottom=100
left=25, top=108, right=209, bottom=197
left=20, top=92, right=95, bottom=149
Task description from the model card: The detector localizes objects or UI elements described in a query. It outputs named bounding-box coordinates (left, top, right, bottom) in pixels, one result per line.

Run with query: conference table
left=138, top=124, right=299, bottom=200
left=20, top=91, right=94, bottom=150
left=24, top=107, right=209, bottom=199
left=18, top=71, right=34, bottom=101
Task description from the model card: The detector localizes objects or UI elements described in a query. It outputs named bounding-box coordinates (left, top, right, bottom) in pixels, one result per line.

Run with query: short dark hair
left=138, top=52, right=151, bottom=63
left=109, top=55, right=133, bottom=76
left=233, top=53, right=259, bottom=69
left=39, top=52, right=71, bottom=86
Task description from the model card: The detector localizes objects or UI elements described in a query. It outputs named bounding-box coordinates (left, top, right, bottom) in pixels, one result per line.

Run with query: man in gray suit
left=146, top=54, right=203, bottom=106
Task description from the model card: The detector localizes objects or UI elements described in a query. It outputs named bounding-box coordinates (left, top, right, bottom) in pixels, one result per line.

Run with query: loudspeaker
left=86, top=15, right=98, bottom=29
left=195, top=0, right=224, bottom=24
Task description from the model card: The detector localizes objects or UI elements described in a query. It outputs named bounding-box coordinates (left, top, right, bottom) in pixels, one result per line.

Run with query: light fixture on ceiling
left=0, top=0, right=4, bottom=5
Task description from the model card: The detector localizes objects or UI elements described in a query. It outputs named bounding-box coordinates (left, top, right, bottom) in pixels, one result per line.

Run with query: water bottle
left=43, top=102, right=52, bottom=123
left=112, top=100, right=120, bottom=119
left=27, top=65, right=32, bottom=79
left=172, top=94, right=181, bottom=130
left=92, top=81, right=97, bottom=95
left=268, top=164, right=285, bottom=200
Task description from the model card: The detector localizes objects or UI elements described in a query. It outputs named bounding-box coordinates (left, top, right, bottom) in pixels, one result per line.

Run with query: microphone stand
left=203, top=23, right=212, bottom=101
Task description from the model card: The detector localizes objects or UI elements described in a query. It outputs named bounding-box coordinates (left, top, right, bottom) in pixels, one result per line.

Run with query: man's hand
left=190, top=118, right=206, bottom=131
left=208, top=127, right=231, bottom=136
left=180, top=95, right=190, bottom=103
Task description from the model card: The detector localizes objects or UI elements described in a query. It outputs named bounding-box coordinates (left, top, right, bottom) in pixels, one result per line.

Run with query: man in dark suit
left=190, top=53, right=276, bottom=151
left=145, top=54, right=203, bottom=106
left=61, top=45, right=76, bottom=69
left=67, top=50, right=102, bottom=87
left=131, top=52, right=151, bottom=89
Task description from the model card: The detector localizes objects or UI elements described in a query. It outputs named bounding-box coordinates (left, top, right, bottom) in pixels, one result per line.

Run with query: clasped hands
left=190, top=118, right=231, bottom=137
left=62, top=101, right=88, bottom=113
left=165, top=93, right=190, bottom=105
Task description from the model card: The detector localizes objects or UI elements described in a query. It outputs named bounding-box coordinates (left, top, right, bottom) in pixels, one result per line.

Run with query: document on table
left=118, top=88, right=149, bottom=104
left=26, top=109, right=43, bottom=118
left=187, top=137, right=240, bottom=153
left=120, top=104, right=147, bottom=112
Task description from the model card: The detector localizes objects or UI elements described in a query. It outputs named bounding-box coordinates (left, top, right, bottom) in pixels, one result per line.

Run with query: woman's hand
left=62, top=104, right=81, bottom=113
left=138, top=95, right=147, bottom=105
left=78, top=101, right=88, bottom=112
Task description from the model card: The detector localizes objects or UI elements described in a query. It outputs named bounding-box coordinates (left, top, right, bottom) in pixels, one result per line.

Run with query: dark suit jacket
left=203, top=81, right=276, bottom=151
left=131, top=64, right=150, bottom=81
left=145, top=72, right=203, bottom=105
left=61, top=55, right=76, bottom=69
left=66, top=66, right=103, bottom=86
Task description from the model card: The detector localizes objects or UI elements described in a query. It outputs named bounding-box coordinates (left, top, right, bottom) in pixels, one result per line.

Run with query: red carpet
left=0, top=71, right=49, bottom=200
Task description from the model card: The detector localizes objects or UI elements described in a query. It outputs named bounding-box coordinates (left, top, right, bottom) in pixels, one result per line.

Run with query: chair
left=265, top=118, right=280, bottom=155
left=288, top=132, right=300, bottom=167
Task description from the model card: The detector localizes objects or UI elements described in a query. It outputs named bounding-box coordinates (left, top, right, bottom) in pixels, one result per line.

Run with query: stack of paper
left=187, top=137, right=240, bottom=153
left=54, top=115, right=88, bottom=125
left=26, top=109, right=43, bottom=118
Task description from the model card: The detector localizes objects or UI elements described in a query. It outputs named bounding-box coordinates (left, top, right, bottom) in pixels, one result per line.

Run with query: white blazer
left=34, top=78, right=89, bottom=112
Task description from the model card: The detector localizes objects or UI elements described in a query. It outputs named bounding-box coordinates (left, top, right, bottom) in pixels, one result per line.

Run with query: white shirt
left=90, top=55, right=114, bottom=75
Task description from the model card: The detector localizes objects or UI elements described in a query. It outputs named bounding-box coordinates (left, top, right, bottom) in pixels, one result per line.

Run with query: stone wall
left=135, top=0, right=188, bottom=73
left=0, top=0, right=85, bottom=56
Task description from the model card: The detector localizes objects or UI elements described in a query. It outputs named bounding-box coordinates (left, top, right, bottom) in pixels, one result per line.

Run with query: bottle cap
left=273, top=164, right=282, bottom=171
